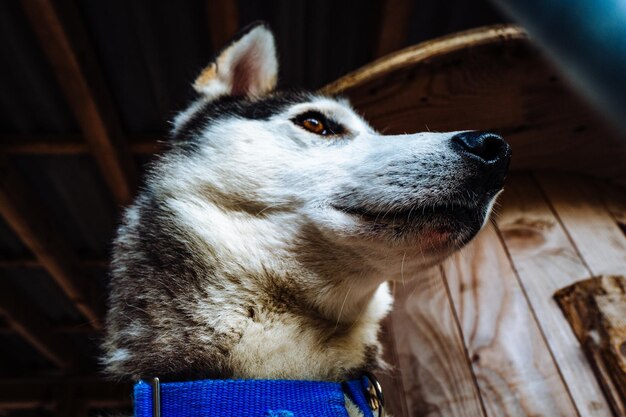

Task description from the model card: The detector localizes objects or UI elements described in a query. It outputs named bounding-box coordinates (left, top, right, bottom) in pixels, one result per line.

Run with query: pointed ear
left=193, top=22, right=278, bottom=99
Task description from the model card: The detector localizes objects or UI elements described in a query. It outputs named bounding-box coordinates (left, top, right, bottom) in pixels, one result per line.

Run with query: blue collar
left=134, top=376, right=381, bottom=417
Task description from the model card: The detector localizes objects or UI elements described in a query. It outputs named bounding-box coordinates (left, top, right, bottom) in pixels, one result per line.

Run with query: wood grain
left=536, top=173, right=626, bottom=276
left=391, top=267, right=486, bottom=417
left=496, top=173, right=613, bottom=417
left=378, top=314, right=410, bottom=417
left=597, top=181, right=626, bottom=230
left=324, top=25, right=626, bottom=184
left=442, top=225, right=580, bottom=417
left=555, top=276, right=626, bottom=416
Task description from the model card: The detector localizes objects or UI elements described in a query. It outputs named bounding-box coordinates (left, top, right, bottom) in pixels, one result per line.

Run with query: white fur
left=107, top=25, right=507, bottom=417
left=114, top=95, right=499, bottom=416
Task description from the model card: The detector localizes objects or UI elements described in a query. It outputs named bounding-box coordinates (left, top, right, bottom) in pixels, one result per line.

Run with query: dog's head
left=168, top=22, right=510, bottom=278
left=103, top=22, right=511, bottom=380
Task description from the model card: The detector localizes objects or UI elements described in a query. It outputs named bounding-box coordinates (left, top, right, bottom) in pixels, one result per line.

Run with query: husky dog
left=103, top=23, right=510, bottom=416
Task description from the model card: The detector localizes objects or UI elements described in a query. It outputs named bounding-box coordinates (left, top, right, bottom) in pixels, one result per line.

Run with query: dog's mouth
left=335, top=203, right=477, bottom=225
left=332, top=198, right=490, bottom=245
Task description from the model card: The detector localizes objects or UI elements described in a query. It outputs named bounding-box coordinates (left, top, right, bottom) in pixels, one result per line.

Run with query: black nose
left=450, top=131, right=510, bottom=164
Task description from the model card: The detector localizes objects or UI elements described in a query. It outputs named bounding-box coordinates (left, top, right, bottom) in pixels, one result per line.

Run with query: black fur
left=173, top=91, right=314, bottom=144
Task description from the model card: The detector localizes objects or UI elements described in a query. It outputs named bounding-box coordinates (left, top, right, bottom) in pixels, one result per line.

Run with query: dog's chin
left=332, top=202, right=489, bottom=253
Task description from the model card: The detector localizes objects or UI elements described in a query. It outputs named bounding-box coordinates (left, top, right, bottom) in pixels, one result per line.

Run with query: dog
left=103, top=22, right=510, bottom=416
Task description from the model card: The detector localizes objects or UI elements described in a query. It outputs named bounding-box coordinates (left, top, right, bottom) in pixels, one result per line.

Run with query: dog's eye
left=293, top=112, right=343, bottom=136
left=302, top=118, right=326, bottom=134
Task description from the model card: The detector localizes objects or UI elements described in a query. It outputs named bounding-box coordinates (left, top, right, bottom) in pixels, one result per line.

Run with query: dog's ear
left=193, top=22, right=278, bottom=99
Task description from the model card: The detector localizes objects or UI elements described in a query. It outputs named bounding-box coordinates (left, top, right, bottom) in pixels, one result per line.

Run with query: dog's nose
left=450, top=131, right=510, bottom=165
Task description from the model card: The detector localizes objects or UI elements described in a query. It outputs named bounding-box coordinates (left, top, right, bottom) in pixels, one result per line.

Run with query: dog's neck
left=104, top=189, right=394, bottom=381
left=172, top=192, right=391, bottom=322
left=166, top=196, right=394, bottom=379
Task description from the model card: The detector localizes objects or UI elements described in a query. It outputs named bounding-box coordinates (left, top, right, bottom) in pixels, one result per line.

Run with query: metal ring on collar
left=151, top=377, right=161, bottom=417
left=363, top=372, right=385, bottom=417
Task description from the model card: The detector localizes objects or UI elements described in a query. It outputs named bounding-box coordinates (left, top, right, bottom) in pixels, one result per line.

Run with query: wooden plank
left=0, top=257, right=107, bottom=269
left=0, top=278, right=77, bottom=369
left=555, top=276, right=626, bottom=416
left=377, top=314, right=409, bottom=417
left=20, top=0, right=137, bottom=206
left=495, top=173, right=613, bottom=417
left=391, top=267, right=486, bottom=417
left=536, top=173, right=626, bottom=275
left=207, top=0, right=239, bottom=51
left=374, top=0, right=414, bottom=57
left=0, top=159, right=103, bottom=328
left=324, top=26, right=526, bottom=95
left=442, top=225, right=580, bottom=416
left=0, top=320, right=100, bottom=335
left=597, top=181, right=626, bottom=229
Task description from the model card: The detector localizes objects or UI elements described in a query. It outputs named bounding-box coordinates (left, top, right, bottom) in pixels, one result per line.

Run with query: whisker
left=401, top=250, right=407, bottom=288
left=255, top=201, right=290, bottom=216
left=334, top=284, right=353, bottom=331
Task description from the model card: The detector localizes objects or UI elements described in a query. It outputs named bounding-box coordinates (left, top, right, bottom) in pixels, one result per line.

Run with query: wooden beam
left=0, top=257, right=107, bottom=269
left=0, top=278, right=78, bottom=369
left=0, top=159, right=103, bottom=328
left=207, top=0, right=239, bottom=51
left=374, top=0, right=414, bottom=57
left=20, top=0, right=137, bottom=206
left=0, top=320, right=100, bottom=335
left=1, top=135, right=164, bottom=155
left=0, top=377, right=131, bottom=411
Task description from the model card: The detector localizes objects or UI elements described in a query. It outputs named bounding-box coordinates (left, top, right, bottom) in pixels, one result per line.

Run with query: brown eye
left=293, top=111, right=345, bottom=136
left=302, top=118, right=326, bottom=134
